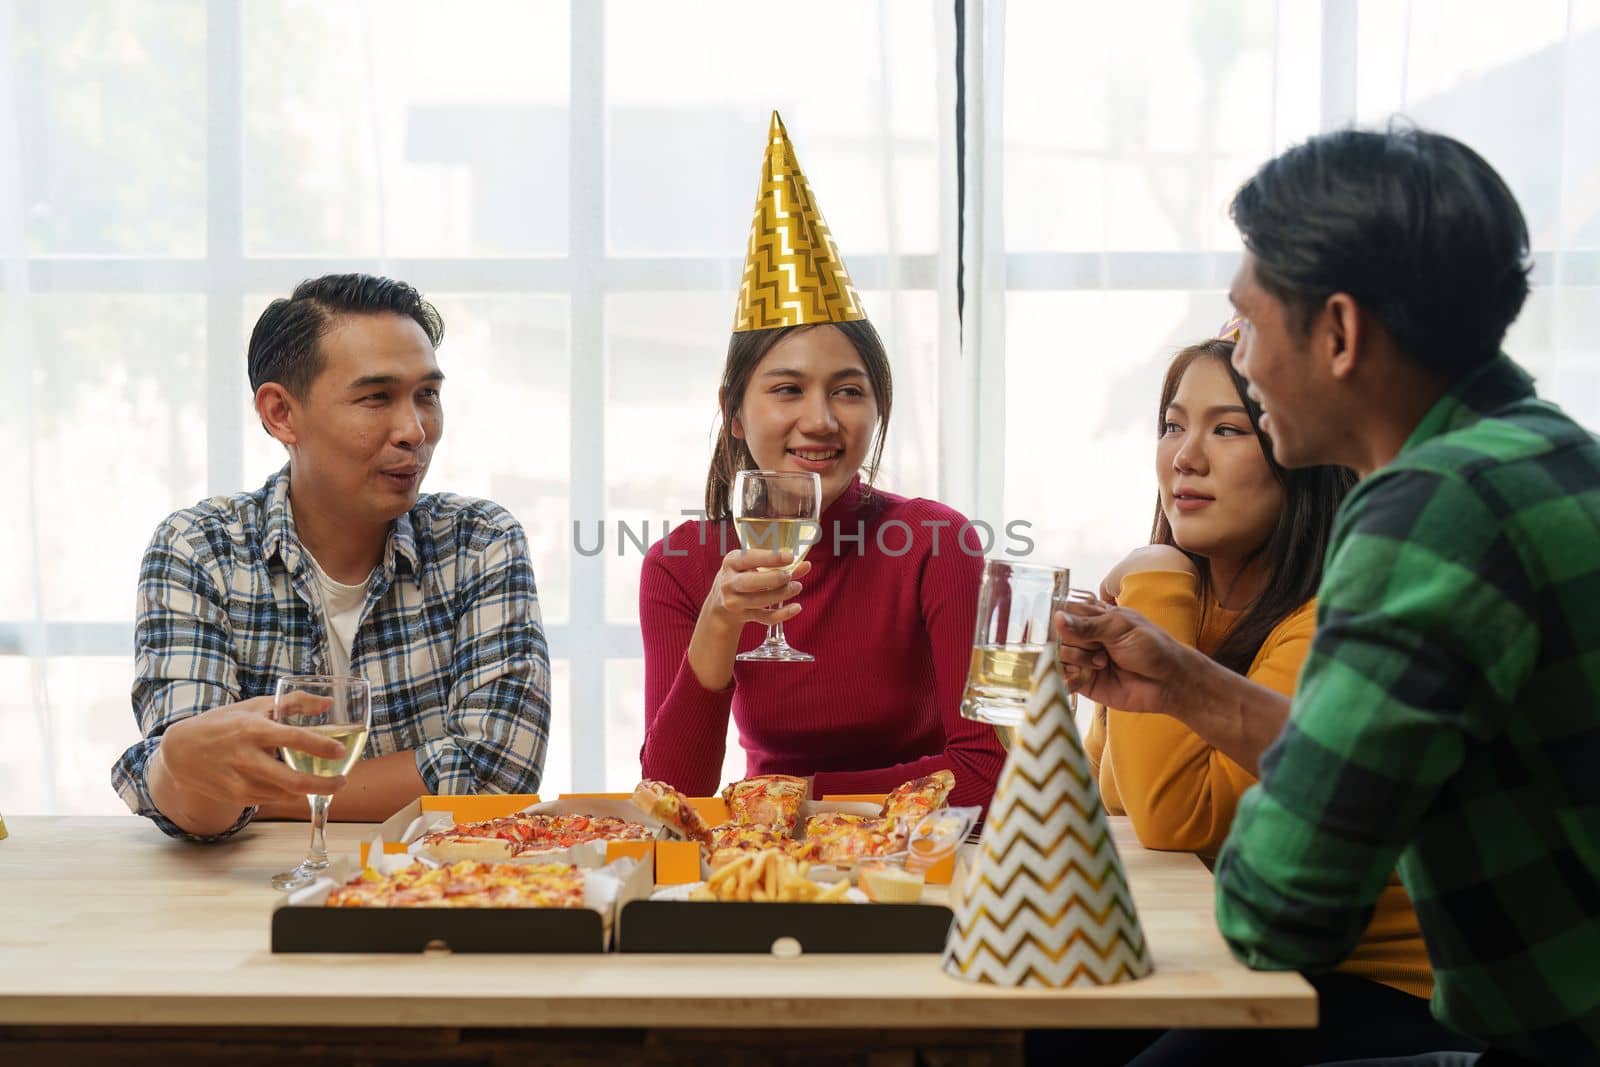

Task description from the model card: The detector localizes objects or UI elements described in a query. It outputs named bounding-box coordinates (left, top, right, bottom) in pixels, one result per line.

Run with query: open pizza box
left=272, top=793, right=663, bottom=954
left=270, top=834, right=656, bottom=954
left=372, top=793, right=743, bottom=878
left=615, top=841, right=971, bottom=956
left=613, top=795, right=963, bottom=955
left=375, top=793, right=664, bottom=856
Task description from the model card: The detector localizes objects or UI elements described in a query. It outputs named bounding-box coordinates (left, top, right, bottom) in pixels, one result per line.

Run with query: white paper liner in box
left=288, top=848, right=432, bottom=907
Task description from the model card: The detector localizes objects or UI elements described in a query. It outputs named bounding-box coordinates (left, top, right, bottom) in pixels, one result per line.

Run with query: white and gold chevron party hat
left=732, top=111, right=867, bottom=333
left=943, top=647, right=1154, bottom=987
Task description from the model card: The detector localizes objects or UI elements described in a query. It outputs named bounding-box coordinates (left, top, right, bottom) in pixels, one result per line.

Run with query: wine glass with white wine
left=732, top=469, right=822, bottom=663
left=269, top=674, right=372, bottom=890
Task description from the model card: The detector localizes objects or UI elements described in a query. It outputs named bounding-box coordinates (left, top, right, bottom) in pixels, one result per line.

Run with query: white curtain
left=970, top=0, right=1600, bottom=605
left=0, top=0, right=955, bottom=814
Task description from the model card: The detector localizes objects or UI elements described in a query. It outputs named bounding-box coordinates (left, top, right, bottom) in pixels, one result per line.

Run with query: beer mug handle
left=1053, top=588, right=1103, bottom=714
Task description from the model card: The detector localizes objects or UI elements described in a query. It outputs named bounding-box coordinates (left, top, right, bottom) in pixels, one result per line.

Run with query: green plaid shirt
left=1215, top=354, right=1600, bottom=1064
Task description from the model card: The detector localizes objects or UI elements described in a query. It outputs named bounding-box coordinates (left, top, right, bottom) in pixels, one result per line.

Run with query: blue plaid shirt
left=112, top=466, right=550, bottom=840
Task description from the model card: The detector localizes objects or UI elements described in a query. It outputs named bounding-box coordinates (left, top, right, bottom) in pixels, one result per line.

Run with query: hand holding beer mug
left=961, top=559, right=1094, bottom=739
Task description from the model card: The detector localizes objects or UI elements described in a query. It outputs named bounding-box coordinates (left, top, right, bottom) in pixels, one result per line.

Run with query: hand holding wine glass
left=702, top=548, right=813, bottom=628
left=156, top=697, right=350, bottom=813
left=269, top=674, right=372, bottom=891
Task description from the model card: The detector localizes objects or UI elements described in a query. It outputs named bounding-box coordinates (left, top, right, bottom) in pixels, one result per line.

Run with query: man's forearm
left=257, top=750, right=428, bottom=822
left=146, top=745, right=249, bottom=837
left=1173, top=653, right=1293, bottom=776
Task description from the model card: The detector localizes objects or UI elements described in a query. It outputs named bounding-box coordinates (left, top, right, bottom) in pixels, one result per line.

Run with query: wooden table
left=0, top=815, right=1313, bottom=1064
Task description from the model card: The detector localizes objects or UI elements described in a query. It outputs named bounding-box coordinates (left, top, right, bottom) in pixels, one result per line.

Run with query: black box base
left=618, top=900, right=953, bottom=953
left=272, top=906, right=606, bottom=953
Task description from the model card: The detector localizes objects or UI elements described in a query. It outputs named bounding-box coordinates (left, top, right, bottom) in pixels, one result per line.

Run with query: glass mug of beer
left=960, top=559, right=1087, bottom=728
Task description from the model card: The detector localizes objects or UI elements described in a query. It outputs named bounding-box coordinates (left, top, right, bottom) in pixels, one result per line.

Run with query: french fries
left=689, top=849, right=852, bottom=904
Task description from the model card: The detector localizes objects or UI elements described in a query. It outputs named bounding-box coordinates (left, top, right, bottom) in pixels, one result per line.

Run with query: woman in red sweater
left=637, top=113, right=1004, bottom=809
left=637, top=318, right=1004, bottom=809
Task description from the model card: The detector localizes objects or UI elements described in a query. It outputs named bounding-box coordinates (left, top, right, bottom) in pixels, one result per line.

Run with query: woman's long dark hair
left=703, top=320, right=893, bottom=520
left=1151, top=339, right=1356, bottom=675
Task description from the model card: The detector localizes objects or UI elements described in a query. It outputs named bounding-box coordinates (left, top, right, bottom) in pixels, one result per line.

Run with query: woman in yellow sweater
left=1068, top=335, right=1482, bottom=1064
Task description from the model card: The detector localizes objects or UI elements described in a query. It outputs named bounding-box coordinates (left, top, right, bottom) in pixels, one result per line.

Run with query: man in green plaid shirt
left=1058, top=126, right=1598, bottom=1066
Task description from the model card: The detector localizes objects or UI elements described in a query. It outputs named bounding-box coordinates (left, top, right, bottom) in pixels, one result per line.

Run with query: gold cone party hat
left=943, top=647, right=1155, bottom=987
left=732, top=112, right=866, bottom=333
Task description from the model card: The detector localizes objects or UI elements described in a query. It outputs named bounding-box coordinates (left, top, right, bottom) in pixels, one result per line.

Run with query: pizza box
left=376, top=793, right=675, bottom=867
left=270, top=849, right=655, bottom=954
left=615, top=837, right=970, bottom=955
left=615, top=878, right=956, bottom=955
left=375, top=793, right=546, bottom=848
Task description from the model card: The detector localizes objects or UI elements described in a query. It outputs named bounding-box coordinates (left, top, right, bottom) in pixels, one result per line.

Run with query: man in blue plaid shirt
left=113, top=275, right=550, bottom=840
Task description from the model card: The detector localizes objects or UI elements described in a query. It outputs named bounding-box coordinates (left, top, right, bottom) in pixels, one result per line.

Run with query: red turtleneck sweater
left=637, top=479, right=1005, bottom=810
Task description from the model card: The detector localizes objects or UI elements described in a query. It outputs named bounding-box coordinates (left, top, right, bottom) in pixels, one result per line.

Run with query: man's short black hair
left=247, top=274, right=445, bottom=398
left=1231, top=123, right=1532, bottom=378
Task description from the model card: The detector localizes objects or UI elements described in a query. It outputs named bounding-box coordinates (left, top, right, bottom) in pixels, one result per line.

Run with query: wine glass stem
left=306, top=793, right=332, bottom=866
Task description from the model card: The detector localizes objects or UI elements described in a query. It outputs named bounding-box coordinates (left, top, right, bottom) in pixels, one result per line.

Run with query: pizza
left=326, top=860, right=585, bottom=909
left=721, top=774, right=808, bottom=834
left=417, top=812, right=654, bottom=863
left=802, top=813, right=907, bottom=865
left=630, top=773, right=952, bottom=871
left=705, top=822, right=816, bottom=868
left=880, top=770, right=956, bottom=822
left=631, top=779, right=715, bottom=848
left=708, top=822, right=790, bottom=854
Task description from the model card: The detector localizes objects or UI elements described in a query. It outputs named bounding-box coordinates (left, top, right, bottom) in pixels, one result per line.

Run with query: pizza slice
left=512, top=814, right=655, bottom=857
left=415, top=814, right=534, bottom=863
left=322, top=867, right=390, bottom=907
left=802, top=812, right=907, bottom=865
left=417, top=812, right=655, bottom=862
left=721, top=774, right=809, bottom=834
left=631, top=779, right=715, bottom=848
left=704, top=822, right=816, bottom=868
left=880, top=770, right=956, bottom=822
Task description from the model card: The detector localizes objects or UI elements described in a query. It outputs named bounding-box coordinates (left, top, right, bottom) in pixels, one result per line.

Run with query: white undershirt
left=304, top=551, right=370, bottom=677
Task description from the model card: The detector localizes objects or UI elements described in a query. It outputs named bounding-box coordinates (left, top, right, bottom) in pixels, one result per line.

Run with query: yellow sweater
left=1084, top=569, right=1434, bottom=1000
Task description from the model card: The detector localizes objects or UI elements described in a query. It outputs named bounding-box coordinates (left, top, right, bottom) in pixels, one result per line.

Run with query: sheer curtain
left=7, top=0, right=1591, bottom=818
left=970, top=0, right=1600, bottom=605
left=0, top=0, right=957, bottom=814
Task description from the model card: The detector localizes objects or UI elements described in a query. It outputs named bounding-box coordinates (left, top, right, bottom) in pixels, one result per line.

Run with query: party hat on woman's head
left=732, top=111, right=866, bottom=333
left=943, top=647, right=1154, bottom=987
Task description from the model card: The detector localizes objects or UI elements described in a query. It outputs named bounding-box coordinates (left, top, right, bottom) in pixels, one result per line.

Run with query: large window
left=1, top=0, right=947, bottom=810
left=991, top=0, right=1599, bottom=587
left=3, top=0, right=1595, bottom=814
